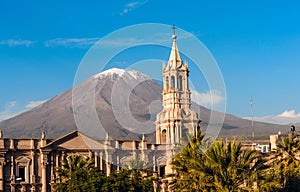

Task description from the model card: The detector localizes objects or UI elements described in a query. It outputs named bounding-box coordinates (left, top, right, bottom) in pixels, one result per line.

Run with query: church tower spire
left=155, top=29, right=200, bottom=145
left=168, top=30, right=182, bottom=69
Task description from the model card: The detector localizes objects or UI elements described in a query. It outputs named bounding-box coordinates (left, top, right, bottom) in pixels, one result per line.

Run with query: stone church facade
left=0, top=34, right=199, bottom=192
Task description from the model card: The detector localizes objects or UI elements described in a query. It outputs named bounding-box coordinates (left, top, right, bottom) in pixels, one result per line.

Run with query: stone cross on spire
left=171, top=24, right=176, bottom=35
left=171, top=24, right=177, bottom=40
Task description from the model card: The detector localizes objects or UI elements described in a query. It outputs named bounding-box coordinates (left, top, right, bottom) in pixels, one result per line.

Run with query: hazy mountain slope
left=0, top=68, right=287, bottom=140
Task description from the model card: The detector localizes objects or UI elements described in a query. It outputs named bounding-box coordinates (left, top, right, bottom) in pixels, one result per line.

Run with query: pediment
left=15, top=156, right=31, bottom=166
left=16, top=156, right=31, bottom=163
left=157, top=156, right=167, bottom=164
left=42, top=131, right=114, bottom=151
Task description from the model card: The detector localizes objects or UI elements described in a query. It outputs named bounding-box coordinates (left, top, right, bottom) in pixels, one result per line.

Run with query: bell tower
left=155, top=29, right=199, bottom=145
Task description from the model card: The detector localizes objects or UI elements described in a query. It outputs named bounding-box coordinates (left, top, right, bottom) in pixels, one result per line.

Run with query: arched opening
left=178, top=75, right=182, bottom=91
left=165, top=76, right=169, bottom=90
left=171, top=76, right=175, bottom=89
left=161, top=129, right=167, bottom=144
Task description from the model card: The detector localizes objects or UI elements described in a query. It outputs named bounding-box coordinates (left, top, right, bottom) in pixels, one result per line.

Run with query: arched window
left=178, top=76, right=182, bottom=91
left=165, top=76, right=169, bottom=90
left=171, top=76, right=175, bottom=89
left=161, top=129, right=167, bottom=144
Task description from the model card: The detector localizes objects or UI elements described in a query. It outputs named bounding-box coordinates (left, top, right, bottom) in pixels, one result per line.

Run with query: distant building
left=270, top=129, right=299, bottom=152
left=270, top=134, right=279, bottom=151
left=0, top=33, right=199, bottom=192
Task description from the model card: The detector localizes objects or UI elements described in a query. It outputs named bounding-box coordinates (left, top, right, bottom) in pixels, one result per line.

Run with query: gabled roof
left=42, top=130, right=114, bottom=151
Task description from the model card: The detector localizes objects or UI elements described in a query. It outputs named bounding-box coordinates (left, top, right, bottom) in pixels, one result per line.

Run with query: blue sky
left=1, top=0, right=300, bottom=124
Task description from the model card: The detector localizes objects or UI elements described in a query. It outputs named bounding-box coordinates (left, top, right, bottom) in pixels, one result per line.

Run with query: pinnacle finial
left=41, top=130, right=45, bottom=139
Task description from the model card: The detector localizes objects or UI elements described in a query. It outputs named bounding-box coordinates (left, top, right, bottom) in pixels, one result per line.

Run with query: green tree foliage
left=53, top=133, right=300, bottom=192
left=205, top=140, right=265, bottom=192
left=171, top=131, right=273, bottom=192
left=106, top=168, right=153, bottom=192
left=53, top=154, right=154, bottom=192
left=170, top=131, right=213, bottom=191
left=53, top=155, right=106, bottom=192
left=110, top=158, right=154, bottom=192
left=274, top=135, right=300, bottom=191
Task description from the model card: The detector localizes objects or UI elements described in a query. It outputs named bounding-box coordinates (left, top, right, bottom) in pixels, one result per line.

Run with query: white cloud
left=0, top=39, right=36, bottom=47
left=44, top=38, right=100, bottom=48
left=191, top=89, right=224, bottom=108
left=43, top=30, right=195, bottom=49
left=120, top=1, right=148, bottom=16
left=0, top=101, right=24, bottom=122
left=244, top=110, right=300, bottom=125
left=8, top=101, right=17, bottom=107
left=278, top=110, right=300, bottom=118
left=0, top=100, right=47, bottom=122
left=100, top=37, right=141, bottom=47
left=0, top=111, right=24, bottom=122
left=94, top=32, right=194, bottom=48
left=25, top=100, right=47, bottom=109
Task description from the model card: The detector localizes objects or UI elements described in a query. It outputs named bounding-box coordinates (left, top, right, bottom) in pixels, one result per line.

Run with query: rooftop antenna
left=250, top=97, right=254, bottom=138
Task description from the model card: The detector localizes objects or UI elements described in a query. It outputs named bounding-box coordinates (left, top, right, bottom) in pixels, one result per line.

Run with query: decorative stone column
left=50, top=154, right=54, bottom=182
left=170, top=124, right=174, bottom=144
left=156, top=128, right=161, bottom=144
left=41, top=153, right=48, bottom=192
left=100, top=152, right=103, bottom=171
left=179, top=125, right=182, bottom=140
left=117, top=156, right=120, bottom=171
left=166, top=126, right=170, bottom=144
left=61, top=151, right=66, bottom=167
left=9, top=143, right=16, bottom=192
left=55, top=151, right=60, bottom=180
left=106, top=162, right=111, bottom=176
left=152, top=156, right=156, bottom=171
left=10, top=154, right=15, bottom=183
left=175, top=122, right=179, bottom=143
left=94, top=151, right=98, bottom=167
left=0, top=161, right=5, bottom=191
left=31, top=150, right=36, bottom=183
left=105, top=152, right=111, bottom=176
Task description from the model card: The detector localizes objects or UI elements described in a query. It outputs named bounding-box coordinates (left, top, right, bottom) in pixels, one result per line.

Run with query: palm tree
left=205, top=140, right=266, bottom=192
left=123, top=158, right=154, bottom=192
left=274, top=135, right=300, bottom=191
left=171, top=133, right=270, bottom=192
left=170, top=130, right=213, bottom=191
left=53, top=154, right=105, bottom=192
left=256, top=166, right=282, bottom=192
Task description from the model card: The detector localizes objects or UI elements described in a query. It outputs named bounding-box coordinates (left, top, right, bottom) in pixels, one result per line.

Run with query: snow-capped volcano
left=0, top=68, right=288, bottom=140
left=0, top=68, right=162, bottom=140
left=94, top=68, right=151, bottom=81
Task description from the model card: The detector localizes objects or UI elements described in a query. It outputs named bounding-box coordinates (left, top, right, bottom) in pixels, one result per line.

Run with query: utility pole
left=250, top=97, right=254, bottom=138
